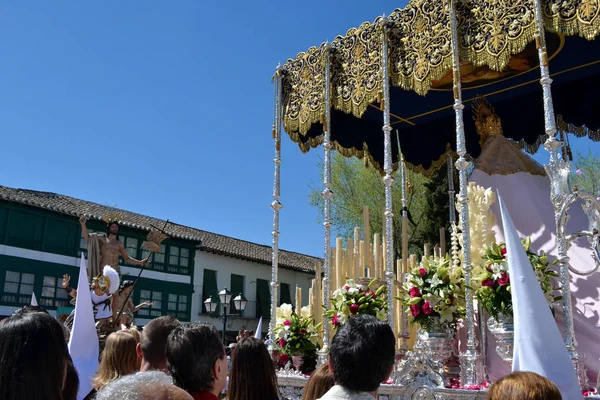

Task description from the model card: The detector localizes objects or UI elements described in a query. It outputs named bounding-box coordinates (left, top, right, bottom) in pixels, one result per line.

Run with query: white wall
left=191, top=250, right=315, bottom=333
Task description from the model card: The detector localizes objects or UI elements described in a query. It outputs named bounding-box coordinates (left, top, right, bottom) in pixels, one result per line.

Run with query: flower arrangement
left=324, top=279, right=388, bottom=328
left=274, top=304, right=321, bottom=355
left=473, top=237, right=561, bottom=320
left=399, top=256, right=465, bottom=329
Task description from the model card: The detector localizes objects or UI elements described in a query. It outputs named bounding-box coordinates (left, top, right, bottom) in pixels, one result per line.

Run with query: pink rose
left=344, top=285, right=350, bottom=291
left=283, top=320, right=291, bottom=326
left=481, top=279, right=495, bottom=287
left=410, top=304, right=421, bottom=317
left=501, top=248, right=507, bottom=256
left=422, top=302, right=434, bottom=315
left=279, top=338, right=287, bottom=348
left=498, top=272, right=510, bottom=286
left=350, top=303, right=359, bottom=315
left=332, top=313, right=340, bottom=327
left=408, top=287, right=421, bottom=298
left=419, top=268, right=427, bottom=277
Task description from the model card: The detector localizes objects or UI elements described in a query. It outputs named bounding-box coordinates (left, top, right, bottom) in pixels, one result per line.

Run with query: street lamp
left=204, top=288, right=248, bottom=344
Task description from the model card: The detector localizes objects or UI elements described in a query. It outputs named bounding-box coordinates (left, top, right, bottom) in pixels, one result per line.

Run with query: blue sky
left=0, top=1, right=598, bottom=258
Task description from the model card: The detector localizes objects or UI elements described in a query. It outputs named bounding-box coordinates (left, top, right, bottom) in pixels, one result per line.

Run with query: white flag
left=498, top=193, right=582, bottom=399
left=68, top=254, right=99, bottom=400
left=255, top=317, right=263, bottom=339
left=30, top=292, right=38, bottom=307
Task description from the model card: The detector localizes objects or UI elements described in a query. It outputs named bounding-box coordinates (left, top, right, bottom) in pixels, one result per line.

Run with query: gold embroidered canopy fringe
left=280, top=0, right=600, bottom=175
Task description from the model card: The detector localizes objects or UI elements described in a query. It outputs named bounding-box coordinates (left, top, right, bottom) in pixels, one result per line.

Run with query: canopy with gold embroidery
left=281, top=0, right=600, bottom=174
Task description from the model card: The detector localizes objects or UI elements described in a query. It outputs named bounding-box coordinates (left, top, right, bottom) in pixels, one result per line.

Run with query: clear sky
left=0, top=1, right=598, bottom=258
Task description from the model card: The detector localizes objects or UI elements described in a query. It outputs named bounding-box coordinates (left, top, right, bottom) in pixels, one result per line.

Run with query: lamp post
left=203, top=288, right=248, bottom=344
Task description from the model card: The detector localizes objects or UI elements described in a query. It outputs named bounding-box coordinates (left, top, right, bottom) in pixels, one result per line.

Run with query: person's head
left=329, top=314, right=395, bottom=393
left=228, top=337, right=279, bottom=400
left=93, top=331, right=139, bottom=390
left=12, top=305, right=49, bottom=315
left=488, top=371, right=562, bottom=400
left=62, top=358, right=80, bottom=400
left=95, top=371, right=193, bottom=400
left=166, top=323, right=227, bottom=396
left=0, top=312, right=71, bottom=400
left=302, top=364, right=335, bottom=400
left=107, top=221, right=120, bottom=238
left=120, top=280, right=134, bottom=295
left=138, top=316, right=181, bottom=372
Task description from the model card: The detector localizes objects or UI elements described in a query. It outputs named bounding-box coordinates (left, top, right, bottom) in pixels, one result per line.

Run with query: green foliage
left=324, top=278, right=388, bottom=329
left=473, top=238, right=560, bottom=320
left=572, top=150, right=600, bottom=197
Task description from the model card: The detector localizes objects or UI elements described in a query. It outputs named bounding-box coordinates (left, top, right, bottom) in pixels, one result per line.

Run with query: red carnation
left=344, top=285, right=350, bottom=291
left=279, top=338, right=287, bottom=348
left=498, top=272, right=510, bottom=286
left=350, top=303, right=360, bottom=315
left=410, top=304, right=422, bottom=317
left=409, top=287, right=421, bottom=298
left=332, top=313, right=340, bottom=327
left=422, top=302, right=434, bottom=315
left=501, top=248, right=507, bottom=256
left=283, top=320, right=291, bottom=326
left=366, top=290, right=377, bottom=299
left=481, top=279, right=495, bottom=287
left=419, top=268, right=427, bottom=277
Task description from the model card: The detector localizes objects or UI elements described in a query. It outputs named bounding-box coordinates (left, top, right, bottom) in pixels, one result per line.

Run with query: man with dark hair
left=166, top=323, right=227, bottom=400
left=137, top=316, right=181, bottom=372
left=320, top=314, right=395, bottom=399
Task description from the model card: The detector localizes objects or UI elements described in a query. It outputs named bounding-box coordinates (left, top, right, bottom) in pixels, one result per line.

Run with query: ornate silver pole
left=532, top=0, right=586, bottom=385
left=449, top=0, right=483, bottom=386
left=317, top=45, right=333, bottom=366
left=268, top=66, right=283, bottom=348
left=447, top=154, right=456, bottom=225
left=381, top=17, right=397, bottom=345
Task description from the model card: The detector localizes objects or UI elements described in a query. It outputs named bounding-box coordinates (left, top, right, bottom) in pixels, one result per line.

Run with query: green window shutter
left=279, top=283, right=292, bottom=306
left=43, top=218, right=79, bottom=256
left=202, top=269, right=218, bottom=313
left=6, top=210, right=44, bottom=250
left=256, top=279, right=271, bottom=319
left=0, top=207, right=8, bottom=243
left=230, top=274, right=244, bottom=313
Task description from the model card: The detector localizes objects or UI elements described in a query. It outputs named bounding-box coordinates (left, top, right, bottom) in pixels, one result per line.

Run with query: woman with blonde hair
left=488, top=371, right=562, bottom=400
left=302, top=364, right=335, bottom=400
left=90, top=331, right=139, bottom=396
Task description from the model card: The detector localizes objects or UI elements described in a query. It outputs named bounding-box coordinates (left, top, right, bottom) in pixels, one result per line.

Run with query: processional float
left=267, top=0, right=600, bottom=396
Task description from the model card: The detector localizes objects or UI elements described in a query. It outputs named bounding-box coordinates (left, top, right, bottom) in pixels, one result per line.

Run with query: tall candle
left=363, top=207, right=371, bottom=270
left=336, top=238, right=344, bottom=288
left=347, top=238, right=354, bottom=280
left=308, top=287, right=314, bottom=317
left=295, top=286, right=302, bottom=314
left=360, top=240, right=366, bottom=278
left=374, top=233, right=381, bottom=279
left=331, top=251, right=337, bottom=291
left=353, top=227, right=361, bottom=280
left=440, top=227, right=446, bottom=257
left=424, top=242, right=431, bottom=258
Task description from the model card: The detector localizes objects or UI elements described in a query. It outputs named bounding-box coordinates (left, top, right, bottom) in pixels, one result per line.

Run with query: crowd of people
left=0, top=306, right=564, bottom=400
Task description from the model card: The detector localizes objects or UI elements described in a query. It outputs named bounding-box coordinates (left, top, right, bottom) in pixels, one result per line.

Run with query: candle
left=347, top=238, right=354, bottom=280
left=353, top=227, right=361, bottom=280
left=363, top=207, right=371, bottom=271
left=396, top=259, right=402, bottom=282
left=374, top=233, right=381, bottom=279
left=331, top=251, right=337, bottom=290
left=360, top=240, right=365, bottom=278
left=308, top=287, right=314, bottom=317
left=440, top=227, right=446, bottom=257
left=336, top=238, right=344, bottom=288
left=295, top=286, right=302, bottom=314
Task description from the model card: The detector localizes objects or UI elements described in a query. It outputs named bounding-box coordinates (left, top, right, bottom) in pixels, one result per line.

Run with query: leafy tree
left=308, top=153, right=455, bottom=259
left=572, top=150, right=600, bottom=198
